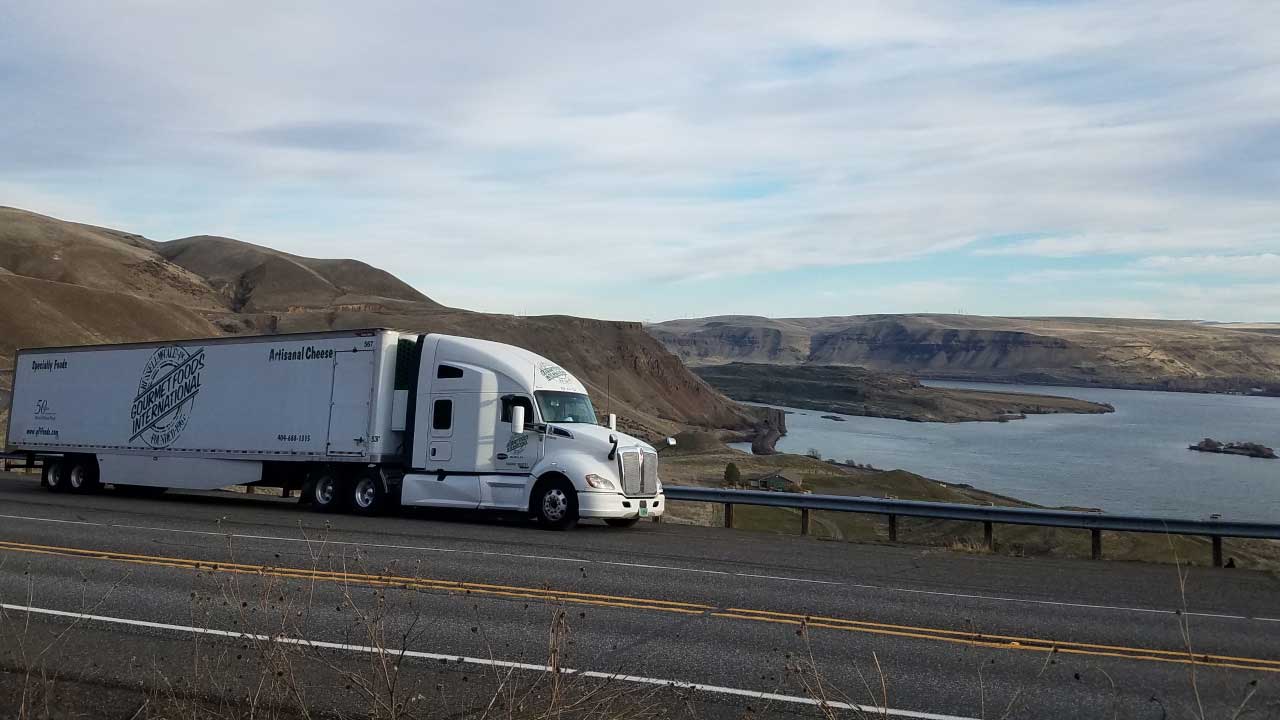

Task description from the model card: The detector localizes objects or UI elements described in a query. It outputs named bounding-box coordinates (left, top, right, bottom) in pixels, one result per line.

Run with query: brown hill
left=157, top=235, right=433, bottom=312
left=0, top=206, right=224, bottom=309
left=0, top=209, right=757, bottom=443
left=649, top=314, right=1280, bottom=394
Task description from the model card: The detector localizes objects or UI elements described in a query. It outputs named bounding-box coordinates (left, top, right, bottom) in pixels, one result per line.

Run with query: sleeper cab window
left=436, top=364, right=464, bottom=379
left=500, top=395, right=534, bottom=423
left=432, top=399, right=453, bottom=431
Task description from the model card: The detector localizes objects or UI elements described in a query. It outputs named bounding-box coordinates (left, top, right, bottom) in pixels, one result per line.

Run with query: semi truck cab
left=397, top=334, right=666, bottom=529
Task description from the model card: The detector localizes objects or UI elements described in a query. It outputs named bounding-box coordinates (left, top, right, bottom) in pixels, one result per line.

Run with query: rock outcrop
left=1189, top=438, right=1277, bottom=459
left=650, top=314, right=1280, bottom=395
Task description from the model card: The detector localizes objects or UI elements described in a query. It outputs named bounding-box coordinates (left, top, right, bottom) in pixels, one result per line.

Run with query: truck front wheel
left=534, top=477, right=578, bottom=530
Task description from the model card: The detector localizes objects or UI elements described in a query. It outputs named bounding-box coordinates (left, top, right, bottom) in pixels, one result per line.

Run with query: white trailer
left=5, top=329, right=667, bottom=528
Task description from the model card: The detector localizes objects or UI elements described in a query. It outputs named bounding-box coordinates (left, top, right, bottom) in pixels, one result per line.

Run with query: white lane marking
left=2, top=602, right=978, bottom=720
left=2, top=512, right=1276, bottom=623
left=0, top=512, right=840, bottom=585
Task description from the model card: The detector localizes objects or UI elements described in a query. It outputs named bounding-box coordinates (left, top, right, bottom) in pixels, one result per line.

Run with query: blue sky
left=2, top=1, right=1278, bottom=321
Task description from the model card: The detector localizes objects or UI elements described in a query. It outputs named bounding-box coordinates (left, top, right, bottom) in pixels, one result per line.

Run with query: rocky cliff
left=694, top=362, right=1113, bottom=422
left=650, top=314, right=1280, bottom=394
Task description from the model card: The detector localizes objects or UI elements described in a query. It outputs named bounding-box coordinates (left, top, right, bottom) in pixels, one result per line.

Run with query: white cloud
left=1, top=1, right=1278, bottom=318
left=1136, top=254, right=1280, bottom=277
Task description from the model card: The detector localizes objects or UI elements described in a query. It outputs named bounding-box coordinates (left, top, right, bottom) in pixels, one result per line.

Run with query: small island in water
left=1189, top=438, right=1277, bottom=459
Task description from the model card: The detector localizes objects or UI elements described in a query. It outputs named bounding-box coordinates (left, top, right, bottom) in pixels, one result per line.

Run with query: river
left=734, top=382, right=1280, bottom=521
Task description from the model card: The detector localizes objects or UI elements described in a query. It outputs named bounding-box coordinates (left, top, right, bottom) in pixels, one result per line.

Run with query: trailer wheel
left=534, top=477, right=578, bottom=530
left=66, top=458, right=99, bottom=493
left=310, top=472, right=347, bottom=513
left=43, top=460, right=67, bottom=492
left=350, top=473, right=386, bottom=516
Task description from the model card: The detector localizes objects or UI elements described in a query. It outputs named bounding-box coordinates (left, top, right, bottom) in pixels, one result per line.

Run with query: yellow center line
left=723, top=607, right=1280, bottom=667
left=1, top=539, right=1275, bottom=673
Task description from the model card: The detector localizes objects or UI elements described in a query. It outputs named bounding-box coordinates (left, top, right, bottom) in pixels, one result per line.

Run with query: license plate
left=639, top=500, right=648, bottom=517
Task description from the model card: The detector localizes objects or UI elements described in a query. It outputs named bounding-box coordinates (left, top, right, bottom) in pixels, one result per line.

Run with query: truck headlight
left=584, top=474, right=615, bottom=490
left=656, top=478, right=663, bottom=493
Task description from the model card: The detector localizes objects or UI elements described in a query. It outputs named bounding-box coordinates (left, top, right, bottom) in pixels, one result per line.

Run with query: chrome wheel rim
left=354, top=478, right=377, bottom=508
left=542, top=488, right=568, bottom=521
left=315, top=477, right=336, bottom=505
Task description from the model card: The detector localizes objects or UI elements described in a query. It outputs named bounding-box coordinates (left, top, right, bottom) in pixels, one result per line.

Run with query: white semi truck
left=4, top=329, right=667, bottom=528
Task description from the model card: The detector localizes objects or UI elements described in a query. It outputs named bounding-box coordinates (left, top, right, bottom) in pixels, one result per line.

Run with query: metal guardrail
left=663, top=486, right=1280, bottom=567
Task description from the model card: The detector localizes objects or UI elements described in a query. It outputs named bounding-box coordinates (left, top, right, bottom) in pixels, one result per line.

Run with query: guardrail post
left=1091, top=529, right=1102, bottom=560
left=801, top=508, right=811, bottom=536
left=724, top=503, right=734, bottom=529
left=1212, top=536, right=1223, bottom=567
left=888, top=514, right=898, bottom=542
left=983, top=521, right=994, bottom=550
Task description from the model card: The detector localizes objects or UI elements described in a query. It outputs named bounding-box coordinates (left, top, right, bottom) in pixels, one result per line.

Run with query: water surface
left=735, top=382, right=1280, bottom=521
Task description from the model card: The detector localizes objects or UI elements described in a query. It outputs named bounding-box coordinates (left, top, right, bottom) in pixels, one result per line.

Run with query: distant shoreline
left=696, top=363, right=1114, bottom=424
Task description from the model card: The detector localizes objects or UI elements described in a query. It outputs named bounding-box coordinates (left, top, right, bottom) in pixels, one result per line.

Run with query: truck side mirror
left=607, top=413, right=617, bottom=431
left=511, top=405, right=525, bottom=435
left=666, top=437, right=677, bottom=447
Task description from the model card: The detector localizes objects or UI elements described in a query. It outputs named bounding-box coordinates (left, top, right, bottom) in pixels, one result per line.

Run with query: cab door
left=494, top=395, right=539, bottom=472
left=418, top=394, right=479, bottom=508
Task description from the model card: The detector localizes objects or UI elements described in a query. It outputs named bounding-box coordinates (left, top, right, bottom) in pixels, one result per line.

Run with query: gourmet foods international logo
left=130, top=346, right=206, bottom=448
left=537, top=363, right=570, bottom=383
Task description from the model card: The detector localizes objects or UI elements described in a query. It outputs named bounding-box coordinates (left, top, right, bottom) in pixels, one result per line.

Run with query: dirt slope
left=0, top=207, right=224, bottom=309
left=0, top=208, right=756, bottom=443
left=650, top=314, right=1280, bottom=393
left=157, top=235, right=433, bottom=312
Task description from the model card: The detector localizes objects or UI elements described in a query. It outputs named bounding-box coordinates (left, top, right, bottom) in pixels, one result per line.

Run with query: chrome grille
left=619, top=449, right=658, bottom=497
left=641, top=449, right=658, bottom=496
left=620, top=450, right=642, bottom=496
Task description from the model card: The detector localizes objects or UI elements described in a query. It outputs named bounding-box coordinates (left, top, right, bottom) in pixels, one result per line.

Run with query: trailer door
left=327, top=349, right=374, bottom=457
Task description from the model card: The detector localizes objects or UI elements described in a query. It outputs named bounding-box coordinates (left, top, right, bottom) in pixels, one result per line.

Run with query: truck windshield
left=535, top=391, right=598, bottom=424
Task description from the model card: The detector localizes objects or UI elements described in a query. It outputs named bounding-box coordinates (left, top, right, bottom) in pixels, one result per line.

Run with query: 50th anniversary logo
left=130, top=346, right=206, bottom=448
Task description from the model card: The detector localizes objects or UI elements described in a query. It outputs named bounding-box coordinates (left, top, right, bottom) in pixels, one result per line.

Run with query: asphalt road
left=0, top=473, right=1277, bottom=719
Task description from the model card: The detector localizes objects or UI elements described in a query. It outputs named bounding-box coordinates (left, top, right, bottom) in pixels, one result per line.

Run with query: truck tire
left=66, top=458, right=99, bottom=493
left=310, top=472, right=347, bottom=513
left=350, top=472, right=386, bottom=516
left=605, top=517, right=639, bottom=528
left=534, top=477, right=578, bottom=530
left=43, top=459, right=67, bottom=492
